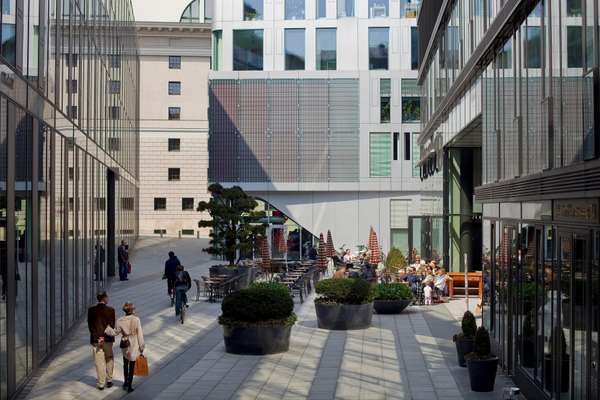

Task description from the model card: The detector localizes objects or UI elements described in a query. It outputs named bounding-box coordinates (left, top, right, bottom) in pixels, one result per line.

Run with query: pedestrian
left=424, top=283, right=433, bottom=305
left=118, top=240, right=129, bottom=281
left=105, top=302, right=145, bottom=393
left=174, top=265, right=192, bottom=316
left=87, top=291, right=116, bottom=391
left=163, top=251, right=180, bottom=300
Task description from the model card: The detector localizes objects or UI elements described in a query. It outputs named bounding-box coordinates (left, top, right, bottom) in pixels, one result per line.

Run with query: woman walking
left=106, top=302, right=145, bottom=392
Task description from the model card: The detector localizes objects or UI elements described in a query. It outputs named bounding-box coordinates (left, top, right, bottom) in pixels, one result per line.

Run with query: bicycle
left=175, top=287, right=187, bottom=324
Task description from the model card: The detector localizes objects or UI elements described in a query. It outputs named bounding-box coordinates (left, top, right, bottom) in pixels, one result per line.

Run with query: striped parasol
left=317, top=233, right=328, bottom=270
left=276, top=229, right=288, bottom=254
left=259, top=236, right=271, bottom=272
left=368, top=226, right=381, bottom=265
left=326, top=230, right=336, bottom=258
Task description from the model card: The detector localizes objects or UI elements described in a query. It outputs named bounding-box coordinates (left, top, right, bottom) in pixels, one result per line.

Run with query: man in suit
left=87, top=291, right=116, bottom=390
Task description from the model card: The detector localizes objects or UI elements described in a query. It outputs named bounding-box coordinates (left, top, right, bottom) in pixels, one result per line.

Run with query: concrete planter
left=222, top=324, right=292, bottom=355
left=373, top=299, right=411, bottom=314
left=315, top=302, right=373, bottom=330
left=454, top=336, right=474, bottom=367
left=467, top=356, right=499, bottom=392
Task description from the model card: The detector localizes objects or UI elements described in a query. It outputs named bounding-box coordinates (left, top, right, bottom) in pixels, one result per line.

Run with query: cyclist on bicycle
left=163, top=251, right=180, bottom=303
left=174, top=265, right=192, bottom=316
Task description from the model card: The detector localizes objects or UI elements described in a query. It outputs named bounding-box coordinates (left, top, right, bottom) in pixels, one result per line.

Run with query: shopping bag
left=127, top=262, right=132, bottom=274
left=133, top=354, right=149, bottom=376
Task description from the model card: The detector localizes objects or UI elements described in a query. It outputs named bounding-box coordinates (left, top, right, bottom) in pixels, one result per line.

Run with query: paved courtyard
left=20, top=238, right=517, bottom=400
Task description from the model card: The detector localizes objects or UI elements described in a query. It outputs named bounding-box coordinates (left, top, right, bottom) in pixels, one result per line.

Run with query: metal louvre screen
left=209, top=78, right=359, bottom=183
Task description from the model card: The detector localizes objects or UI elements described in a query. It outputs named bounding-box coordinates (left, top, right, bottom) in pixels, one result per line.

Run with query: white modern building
left=209, top=0, right=442, bottom=255
left=133, top=0, right=213, bottom=238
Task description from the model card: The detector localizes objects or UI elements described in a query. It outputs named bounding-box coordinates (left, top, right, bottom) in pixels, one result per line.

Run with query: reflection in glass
left=316, top=28, right=336, bottom=71
left=368, top=27, right=389, bottom=70
left=337, top=0, right=354, bottom=17
left=368, top=0, right=388, bottom=18
left=285, top=29, right=305, bottom=71
left=285, top=0, right=305, bottom=20
left=0, top=97, right=7, bottom=400
left=233, top=29, right=264, bottom=71
left=244, top=0, right=263, bottom=21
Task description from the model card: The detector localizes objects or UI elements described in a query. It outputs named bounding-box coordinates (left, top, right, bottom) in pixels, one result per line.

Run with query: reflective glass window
left=182, top=198, right=194, bottom=211
left=316, top=0, right=326, bottom=18
left=337, top=0, right=354, bottom=17
left=316, top=28, right=336, bottom=70
left=154, top=198, right=167, bottom=210
left=400, top=0, right=420, bottom=18
left=525, top=26, right=541, bottom=68
left=168, top=168, right=180, bottom=181
left=402, top=97, right=420, bottom=122
left=369, top=0, right=388, bottom=18
left=380, top=79, right=391, bottom=123
left=169, top=56, right=181, bottom=69
left=370, top=132, right=391, bottom=177
left=411, top=27, right=419, bottom=70
left=285, top=0, right=305, bottom=19
left=567, top=26, right=583, bottom=68
left=244, top=0, right=263, bottom=20
left=168, top=107, right=181, bottom=120
left=213, top=30, right=222, bottom=71
left=233, top=29, right=264, bottom=71
left=285, top=29, right=305, bottom=70
left=168, top=81, right=181, bottom=95
left=369, top=27, right=389, bottom=70
left=168, top=138, right=181, bottom=151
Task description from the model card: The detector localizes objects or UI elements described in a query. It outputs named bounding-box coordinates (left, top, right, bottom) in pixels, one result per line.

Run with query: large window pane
left=337, top=0, right=354, bottom=17
left=368, top=0, right=388, bottom=18
left=411, top=27, right=419, bottom=70
left=400, top=0, right=420, bottom=18
left=0, top=97, right=7, bottom=400
left=316, top=28, right=336, bottom=70
left=285, top=0, right=305, bottom=20
left=316, top=0, right=326, bottom=18
left=370, top=132, right=391, bottom=177
left=244, top=0, right=263, bottom=20
left=369, top=27, right=389, bottom=70
left=285, top=29, right=305, bottom=70
left=402, top=97, right=420, bottom=122
left=566, top=0, right=582, bottom=16
left=233, top=29, right=264, bottom=71
left=567, top=26, right=583, bottom=68
left=525, top=26, right=541, bottom=69
left=212, top=30, right=222, bottom=71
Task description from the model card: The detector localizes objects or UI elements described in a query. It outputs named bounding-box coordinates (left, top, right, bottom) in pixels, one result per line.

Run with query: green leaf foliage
left=198, top=183, right=266, bottom=265
left=461, top=311, right=477, bottom=338
left=219, top=284, right=295, bottom=326
left=474, top=326, right=492, bottom=358
left=384, top=248, right=407, bottom=272
left=374, top=283, right=413, bottom=300
left=315, top=278, right=374, bottom=305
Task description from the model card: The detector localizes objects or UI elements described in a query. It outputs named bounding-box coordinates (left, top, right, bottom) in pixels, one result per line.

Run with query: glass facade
left=316, top=28, right=336, bottom=70
left=368, top=0, right=389, bottom=18
left=233, top=29, right=264, bottom=71
left=244, top=0, right=263, bottom=21
left=337, top=0, right=354, bottom=18
left=369, top=133, right=391, bottom=177
left=0, top=1, right=139, bottom=399
left=285, top=0, right=305, bottom=20
left=285, top=29, right=305, bottom=70
left=368, top=27, right=389, bottom=70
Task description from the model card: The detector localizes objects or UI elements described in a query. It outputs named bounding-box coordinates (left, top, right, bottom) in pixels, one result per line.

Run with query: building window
left=400, top=0, right=420, bottom=18
left=168, top=168, right=181, bottom=181
left=121, top=197, right=134, bottom=210
left=285, top=29, right=305, bottom=70
left=67, top=105, right=78, bottom=119
left=168, top=138, right=181, bottom=151
left=95, top=197, right=106, bottom=211
left=181, top=229, right=195, bottom=236
left=233, top=29, right=264, bottom=71
left=169, top=55, right=181, bottom=69
left=65, top=53, right=78, bottom=67
left=244, top=0, right=263, bottom=20
left=316, top=0, right=326, bottom=18
left=567, top=26, right=582, bottom=68
left=212, top=30, right=222, bottom=71
left=154, top=229, right=167, bottom=234
left=525, top=26, right=541, bottom=68
left=499, top=40, right=512, bottom=69
left=108, top=137, right=120, bottom=151
left=404, top=132, right=410, bottom=160
left=391, top=229, right=409, bottom=254
left=1, top=22, right=16, bottom=66
left=369, top=27, right=389, bottom=70
left=168, top=107, right=181, bottom=120
left=368, top=0, right=388, bottom=18
left=109, top=106, right=120, bottom=120
left=68, top=167, right=75, bottom=180
left=410, top=27, right=419, bottom=70
left=111, top=54, right=121, bottom=68
left=154, top=198, right=167, bottom=211
left=566, top=0, right=582, bottom=16
left=402, top=97, right=420, bottom=122
left=109, top=80, right=120, bottom=94
left=182, top=198, right=194, bottom=211
left=380, top=78, right=391, bottom=123
left=285, top=0, right=305, bottom=20
left=168, top=81, right=181, bottom=95
left=393, top=132, right=399, bottom=161
left=411, top=132, right=420, bottom=176
left=337, top=0, right=354, bottom=17
left=370, top=133, right=391, bottom=177
left=316, top=28, right=336, bottom=70
left=67, top=79, right=78, bottom=94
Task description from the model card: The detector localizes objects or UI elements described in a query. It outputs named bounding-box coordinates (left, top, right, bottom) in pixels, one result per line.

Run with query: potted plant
left=219, top=282, right=296, bottom=355
left=373, top=283, right=413, bottom=314
left=466, top=326, right=499, bottom=392
left=314, top=278, right=374, bottom=330
left=383, top=247, right=407, bottom=282
left=543, top=326, right=569, bottom=393
left=453, top=311, right=477, bottom=367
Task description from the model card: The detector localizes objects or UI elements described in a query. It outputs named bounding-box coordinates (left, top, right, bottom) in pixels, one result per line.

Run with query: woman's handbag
left=134, top=354, right=149, bottom=376
left=119, top=335, right=130, bottom=349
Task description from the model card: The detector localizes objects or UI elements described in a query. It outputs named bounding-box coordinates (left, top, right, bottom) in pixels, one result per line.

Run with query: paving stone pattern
left=21, top=238, right=518, bottom=400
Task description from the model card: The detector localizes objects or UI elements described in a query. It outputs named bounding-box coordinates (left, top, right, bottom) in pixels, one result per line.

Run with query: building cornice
left=135, top=21, right=212, bottom=36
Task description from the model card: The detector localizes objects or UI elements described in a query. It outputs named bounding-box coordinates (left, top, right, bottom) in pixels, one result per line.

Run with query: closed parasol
left=368, top=226, right=381, bottom=265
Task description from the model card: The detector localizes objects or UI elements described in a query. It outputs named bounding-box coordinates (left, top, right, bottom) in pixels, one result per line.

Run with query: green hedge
left=374, top=283, right=413, bottom=300
left=219, top=282, right=296, bottom=326
left=315, top=278, right=374, bottom=305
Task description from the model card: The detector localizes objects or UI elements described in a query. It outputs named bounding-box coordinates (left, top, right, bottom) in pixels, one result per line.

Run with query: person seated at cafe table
left=333, top=264, right=348, bottom=279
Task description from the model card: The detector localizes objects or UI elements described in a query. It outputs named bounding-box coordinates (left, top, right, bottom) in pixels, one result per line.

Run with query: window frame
left=285, top=28, right=306, bottom=71
left=168, top=55, right=181, bottom=69
left=168, top=81, right=181, bottom=96
left=154, top=198, right=167, bottom=211
left=168, top=168, right=181, bottom=181
left=168, top=138, right=181, bottom=152
left=182, top=197, right=195, bottom=211
left=168, top=107, right=181, bottom=120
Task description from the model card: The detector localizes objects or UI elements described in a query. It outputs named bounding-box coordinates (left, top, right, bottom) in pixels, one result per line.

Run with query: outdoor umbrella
left=317, top=233, right=328, bottom=270
left=368, top=226, right=382, bottom=265
left=259, top=236, right=271, bottom=273
left=326, top=230, right=336, bottom=258
left=276, top=229, right=287, bottom=254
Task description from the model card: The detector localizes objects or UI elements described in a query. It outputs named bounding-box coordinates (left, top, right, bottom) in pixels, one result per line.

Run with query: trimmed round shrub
left=315, top=278, right=374, bottom=305
left=219, top=283, right=295, bottom=326
left=461, top=311, right=477, bottom=337
left=374, top=283, right=413, bottom=300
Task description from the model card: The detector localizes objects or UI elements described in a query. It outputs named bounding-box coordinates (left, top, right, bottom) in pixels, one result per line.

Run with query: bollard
left=178, top=230, right=181, bottom=239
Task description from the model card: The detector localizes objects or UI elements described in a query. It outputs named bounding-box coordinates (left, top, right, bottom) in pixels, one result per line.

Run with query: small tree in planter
left=198, top=183, right=265, bottom=266
left=466, top=326, right=499, bottom=392
left=219, top=282, right=296, bottom=355
left=315, top=278, right=374, bottom=330
left=453, top=311, right=477, bottom=367
left=373, top=283, right=413, bottom=314
left=383, top=248, right=407, bottom=282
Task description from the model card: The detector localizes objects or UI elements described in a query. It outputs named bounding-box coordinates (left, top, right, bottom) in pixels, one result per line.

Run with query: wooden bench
left=447, top=272, right=483, bottom=299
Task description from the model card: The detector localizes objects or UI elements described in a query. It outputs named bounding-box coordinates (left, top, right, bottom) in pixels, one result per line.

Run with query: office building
left=418, top=0, right=599, bottom=398
left=209, top=0, right=442, bottom=256
left=133, top=0, right=212, bottom=238
left=0, top=1, right=139, bottom=398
